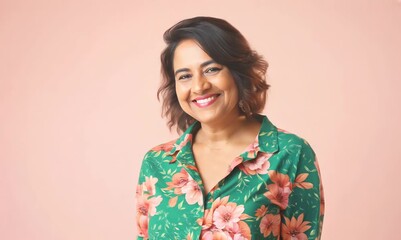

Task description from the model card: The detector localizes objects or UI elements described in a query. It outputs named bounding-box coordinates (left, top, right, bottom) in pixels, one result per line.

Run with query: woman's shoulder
left=140, top=138, right=179, bottom=166
left=275, top=128, right=315, bottom=155
left=148, top=138, right=179, bottom=153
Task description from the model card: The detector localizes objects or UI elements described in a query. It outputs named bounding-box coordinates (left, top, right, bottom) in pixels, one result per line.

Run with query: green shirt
left=136, top=115, right=324, bottom=239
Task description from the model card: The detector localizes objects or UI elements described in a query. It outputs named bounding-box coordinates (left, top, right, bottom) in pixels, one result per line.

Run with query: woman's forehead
left=173, top=39, right=214, bottom=70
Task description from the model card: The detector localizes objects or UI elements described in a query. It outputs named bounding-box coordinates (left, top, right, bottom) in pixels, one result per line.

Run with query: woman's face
left=173, top=39, right=240, bottom=125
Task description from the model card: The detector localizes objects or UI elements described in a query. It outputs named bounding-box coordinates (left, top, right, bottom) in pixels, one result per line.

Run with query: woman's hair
left=158, top=16, right=270, bottom=133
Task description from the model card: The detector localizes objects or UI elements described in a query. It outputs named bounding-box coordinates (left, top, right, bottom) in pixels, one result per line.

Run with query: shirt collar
left=167, top=114, right=279, bottom=163
left=166, top=121, right=199, bottom=163
left=256, top=114, right=279, bottom=154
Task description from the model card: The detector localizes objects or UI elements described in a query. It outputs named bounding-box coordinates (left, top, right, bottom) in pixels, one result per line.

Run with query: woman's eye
left=178, top=74, right=192, bottom=80
left=204, top=67, right=222, bottom=75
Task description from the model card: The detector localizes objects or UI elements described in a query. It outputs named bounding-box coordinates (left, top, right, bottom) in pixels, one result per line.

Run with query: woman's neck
left=195, top=115, right=260, bottom=147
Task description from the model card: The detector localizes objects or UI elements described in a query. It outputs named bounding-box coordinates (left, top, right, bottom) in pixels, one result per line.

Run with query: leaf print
left=186, top=164, right=199, bottom=172
left=294, top=173, right=314, bottom=189
left=168, top=196, right=178, bottom=207
left=135, top=115, right=323, bottom=239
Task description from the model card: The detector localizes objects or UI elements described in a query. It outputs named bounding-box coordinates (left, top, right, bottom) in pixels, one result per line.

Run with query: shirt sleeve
left=135, top=153, right=150, bottom=240
left=281, top=142, right=324, bottom=240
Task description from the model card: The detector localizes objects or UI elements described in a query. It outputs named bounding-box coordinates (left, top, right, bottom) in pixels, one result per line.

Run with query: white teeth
left=196, top=96, right=216, bottom=104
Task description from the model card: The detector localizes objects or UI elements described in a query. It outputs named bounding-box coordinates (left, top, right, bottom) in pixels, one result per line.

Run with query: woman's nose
left=192, top=73, right=211, bottom=93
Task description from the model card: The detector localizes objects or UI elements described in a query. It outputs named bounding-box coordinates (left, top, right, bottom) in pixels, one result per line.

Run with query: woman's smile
left=192, top=94, right=221, bottom=108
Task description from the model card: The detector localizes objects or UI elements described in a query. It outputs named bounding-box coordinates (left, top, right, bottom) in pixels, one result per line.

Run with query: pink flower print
left=136, top=184, right=143, bottom=198
left=166, top=168, right=189, bottom=194
left=213, top=204, right=245, bottom=230
left=175, top=134, right=193, bottom=151
left=240, top=152, right=271, bottom=175
left=144, top=176, right=158, bottom=195
left=230, top=221, right=251, bottom=240
left=259, top=214, right=280, bottom=237
left=147, top=196, right=162, bottom=216
left=136, top=214, right=148, bottom=239
left=136, top=194, right=162, bottom=217
left=227, top=156, right=243, bottom=173
left=181, top=180, right=203, bottom=205
left=151, top=139, right=175, bottom=152
left=136, top=190, right=162, bottom=239
left=277, top=128, right=291, bottom=134
left=197, top=196, right=231, bottom=230
left=201, top=228, right=232, bottom=240
left=244, top=140, right=260, bottom=159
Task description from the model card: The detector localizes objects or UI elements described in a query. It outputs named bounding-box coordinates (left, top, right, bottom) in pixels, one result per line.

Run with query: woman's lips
left=192, top=94, right=220, bottom=108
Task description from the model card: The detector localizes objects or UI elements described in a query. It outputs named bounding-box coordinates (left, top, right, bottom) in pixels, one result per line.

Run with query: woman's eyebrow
left=174, top=60, right=217, bottom=76
left=200, top=60, right=216, bottom=68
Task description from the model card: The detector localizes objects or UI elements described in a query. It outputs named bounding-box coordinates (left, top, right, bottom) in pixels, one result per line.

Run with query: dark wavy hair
left=158, top=16, right=270, bottom=133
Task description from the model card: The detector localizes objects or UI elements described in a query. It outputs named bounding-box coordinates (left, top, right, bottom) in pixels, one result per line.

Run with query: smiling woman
left=173, top=39, right=239, bottom=127
left=135, top=16, right=324, bottom=240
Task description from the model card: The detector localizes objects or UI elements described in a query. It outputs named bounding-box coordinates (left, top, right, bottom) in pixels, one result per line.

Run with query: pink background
left=1, top=0, right=401, bottom=239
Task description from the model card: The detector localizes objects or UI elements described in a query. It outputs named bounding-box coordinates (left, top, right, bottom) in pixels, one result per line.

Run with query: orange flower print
left=268, top=170, right=291, bottom=189
left=314, top=159, right=325, bottom=216
left=264, top=183, right=291, bottom=210
left=181, top=180, right=203, bottom=205
left=239, top=152, right=271, bottom=175
left=281, top=213, right=311, bottom=240
left=151, top=139, right=175, bottom=152
left=255, top=205, right=268, bottom=220
left=320, top=183, right=325, bottom=216
left=264, top=171, right=292, bottom=210
left=168, top=196, right=178, bottom=207
left=166, top=168, right=189, bottom=194
left=259, top=214, right=280, bottom=237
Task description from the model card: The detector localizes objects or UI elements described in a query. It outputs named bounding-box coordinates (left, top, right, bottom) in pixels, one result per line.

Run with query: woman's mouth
left=192, top=94, right=220, bottom=108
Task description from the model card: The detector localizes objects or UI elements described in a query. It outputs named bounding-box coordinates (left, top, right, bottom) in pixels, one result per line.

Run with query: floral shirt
left=135, top=115, right=324, bottom=240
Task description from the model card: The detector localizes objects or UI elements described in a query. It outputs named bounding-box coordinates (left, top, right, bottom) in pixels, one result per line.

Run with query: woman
left=136, top=17, right=324, bottom=240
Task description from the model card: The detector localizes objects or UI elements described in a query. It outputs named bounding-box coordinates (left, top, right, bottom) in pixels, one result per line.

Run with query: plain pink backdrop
left=1, top=0, right=401, bottom=239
